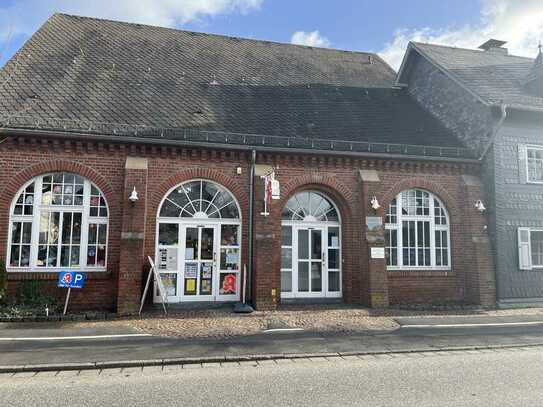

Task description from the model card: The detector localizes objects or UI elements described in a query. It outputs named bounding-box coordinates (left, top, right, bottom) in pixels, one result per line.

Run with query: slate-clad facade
left=0, top=14, right=495, bottom=313
left=397, top=40, right=543, bottom=304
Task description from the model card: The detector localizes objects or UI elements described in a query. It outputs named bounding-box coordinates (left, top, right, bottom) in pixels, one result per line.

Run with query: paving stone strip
left=3, top=344, right=543, bottom=380
left=2, top=342, right=543, bottom=375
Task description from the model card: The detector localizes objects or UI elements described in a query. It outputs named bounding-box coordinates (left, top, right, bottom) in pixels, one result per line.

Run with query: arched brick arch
left=0, top=160, right=115, bottom=211
left=277, top=173, right=354, bottom=221
left=381, top=177, right=461, bottom=220
left=144, top=167, right=251, bottom=269
left=148, top=167, right=249, bottom=219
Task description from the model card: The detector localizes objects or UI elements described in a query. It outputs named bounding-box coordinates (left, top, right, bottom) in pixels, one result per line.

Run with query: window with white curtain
left=385, top=189, right=450, bottom=270
left=8, top=172, right=109, bottom=272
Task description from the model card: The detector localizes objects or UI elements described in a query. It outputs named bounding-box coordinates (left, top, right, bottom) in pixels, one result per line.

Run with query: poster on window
left=200, top=279, right=212, bottom=295
left=226, top=251, right=238, bottom=265
left=185, top=278, right=196, bottom=295
left=158, top=274, right=177, bottom=297
left=185, top=262, right=198, bottom=278
left=166, top=248, right=177, bottom=270
left=201, top=263, right=213, bottom=279
left=220, top=273, right=237, bottom=295
left=158, top=248, right=168, bottom=270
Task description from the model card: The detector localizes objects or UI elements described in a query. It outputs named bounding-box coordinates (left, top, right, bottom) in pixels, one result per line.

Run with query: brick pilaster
left=461, top=175, right=496, bottom=307
left=359, top=170, right=389, bottom=308
left=117, top=157, right=149, bottom=315
left=251, top=164, right=280, bottom=310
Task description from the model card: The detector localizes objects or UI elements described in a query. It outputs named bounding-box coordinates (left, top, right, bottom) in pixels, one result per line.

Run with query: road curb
left=2, top=342, right=543, bottom=373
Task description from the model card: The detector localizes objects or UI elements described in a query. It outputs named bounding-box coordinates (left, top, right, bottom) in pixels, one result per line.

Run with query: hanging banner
left=261, top=171, right=280, bottom=216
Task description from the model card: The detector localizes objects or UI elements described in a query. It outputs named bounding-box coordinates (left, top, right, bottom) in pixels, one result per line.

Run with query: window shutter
left=518, top=227, right=532, bottom=270
left=518, top=144, right=528, bottom=184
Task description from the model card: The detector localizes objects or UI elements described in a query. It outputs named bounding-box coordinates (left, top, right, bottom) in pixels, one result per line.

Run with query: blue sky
left=1, top=0, right=542, bottom=70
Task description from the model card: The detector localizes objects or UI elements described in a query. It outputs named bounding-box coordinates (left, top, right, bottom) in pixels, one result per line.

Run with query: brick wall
left=0, top=134, right=496, bottom=311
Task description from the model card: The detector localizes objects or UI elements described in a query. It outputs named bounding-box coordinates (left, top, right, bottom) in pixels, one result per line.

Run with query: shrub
left=0, top=258, right=6, bottom=304
left=16, top=280, right=60, bottom=310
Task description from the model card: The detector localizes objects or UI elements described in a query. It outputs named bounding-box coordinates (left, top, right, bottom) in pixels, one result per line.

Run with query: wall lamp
left=475, top=200, right=486, bottom=213
left=370, top=196, right=381, bottom=211
left=129, top=187, right=139, bottom=204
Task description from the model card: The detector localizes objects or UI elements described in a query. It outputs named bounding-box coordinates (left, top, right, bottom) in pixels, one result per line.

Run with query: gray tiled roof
left=0, top=14, right=462, bottom=151
left=411, top=42, right=543, bottom=110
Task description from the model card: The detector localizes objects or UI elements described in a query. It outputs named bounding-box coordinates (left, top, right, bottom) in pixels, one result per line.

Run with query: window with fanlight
left=385, top=189, right=450, bottom=270
left=7, top=173, right=109, bottom=271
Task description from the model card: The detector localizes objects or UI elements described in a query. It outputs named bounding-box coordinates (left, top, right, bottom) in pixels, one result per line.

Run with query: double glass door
left=297, top=228, right=324, bottom=295
left=155, top=222, right=241, bottom=302
left=281, top=224, right=341, bottom=298
left=182, top=226, right=215, bottom=298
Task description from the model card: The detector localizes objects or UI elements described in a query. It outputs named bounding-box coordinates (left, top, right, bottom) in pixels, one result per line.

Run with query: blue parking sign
left=58, top=272, right=86, bottom=289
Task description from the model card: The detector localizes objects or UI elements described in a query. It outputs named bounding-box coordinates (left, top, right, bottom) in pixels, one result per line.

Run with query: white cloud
left=290, top=30, right=330, bottom=48
left=0, top=0, right=263, bottom=39
left=379, top=0, right=543, bottom=70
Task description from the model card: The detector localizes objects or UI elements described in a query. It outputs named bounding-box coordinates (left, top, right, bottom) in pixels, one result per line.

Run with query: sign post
left=139, top=256, right=167, bottom=316
left=58, top=272, right=86, bottom=315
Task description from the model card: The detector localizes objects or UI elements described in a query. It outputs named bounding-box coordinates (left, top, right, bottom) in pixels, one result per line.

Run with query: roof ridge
left=411, top=41, right=534, bottom=61
left=51, top=12, right=381, bottom=58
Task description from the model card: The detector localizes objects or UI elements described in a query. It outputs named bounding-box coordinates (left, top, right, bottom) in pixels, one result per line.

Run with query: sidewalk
left=3, top=312, right=543, bottom=372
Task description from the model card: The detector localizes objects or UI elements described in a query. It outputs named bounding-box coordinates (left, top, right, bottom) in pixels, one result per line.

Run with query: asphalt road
left=2, top=346, right=543, bottom=406
left=4, top=321, right=543, bottom=366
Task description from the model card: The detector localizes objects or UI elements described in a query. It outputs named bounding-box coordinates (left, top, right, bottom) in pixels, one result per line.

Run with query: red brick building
left=0, top=14, right=496, bottom=313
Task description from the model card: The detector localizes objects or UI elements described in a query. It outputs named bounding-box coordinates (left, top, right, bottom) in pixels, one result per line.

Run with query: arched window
left=385, top=189, right=450, bottom=269
left=8, top=173, right=109, bottom=271
left=159, top=180, right=240, bottom=219
left=282, top=191, right=339, bottom=222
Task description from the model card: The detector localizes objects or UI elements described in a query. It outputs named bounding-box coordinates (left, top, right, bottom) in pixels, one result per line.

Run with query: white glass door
left=281, top=224, right=342, bottom=299
left=295, top=227, right=325, bottom=298
left=181, top=225, right=216, bottom=301
left=155, top=222, right=241, bottom=303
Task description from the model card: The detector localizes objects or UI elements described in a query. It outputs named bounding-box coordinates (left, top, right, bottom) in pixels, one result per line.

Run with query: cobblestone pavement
left=76, top=305, right=399, bottom=339
left=71, top=305, right=543, bottom=339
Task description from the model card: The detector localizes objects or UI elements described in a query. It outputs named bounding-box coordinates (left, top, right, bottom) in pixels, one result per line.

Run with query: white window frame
left=7, top=174, right=109, bottom=273
left=518, top=227, right=543, bottom=270
left=526, top=145, right=543, bottom=184
left=385, top=189, right=451, bottom=271
left=280, top=191, right=342, bottom=298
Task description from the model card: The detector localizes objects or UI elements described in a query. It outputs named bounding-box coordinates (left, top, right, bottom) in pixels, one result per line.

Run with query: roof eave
left=0, top=127, right=479, bottom=164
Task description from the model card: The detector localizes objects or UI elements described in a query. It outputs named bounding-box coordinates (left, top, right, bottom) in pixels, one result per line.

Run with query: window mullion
left=29, top=178, right=43, bottom=269
left=398, top=195, right=403, bottom=268
left=81, top=180, right=91, bottom=268
left=57, top=211, right=64, bottom=268
left=414, top=219, right=419, bottom=267
left=429, top=198, right=436, bottom=268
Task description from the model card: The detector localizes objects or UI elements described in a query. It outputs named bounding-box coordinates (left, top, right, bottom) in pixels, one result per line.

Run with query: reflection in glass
left=298, top=262, right=309, bottom=291
left=159, top=224, right=179, bottom=246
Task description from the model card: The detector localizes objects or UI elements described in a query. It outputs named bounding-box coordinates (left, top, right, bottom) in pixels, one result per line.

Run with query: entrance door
left=155, top=180, right=241, bottom=304
left=155, top=222, right=241, bottom=303
left=181, top=225, right=216, bottom=300
left=295, top=227, right=325, bottom=297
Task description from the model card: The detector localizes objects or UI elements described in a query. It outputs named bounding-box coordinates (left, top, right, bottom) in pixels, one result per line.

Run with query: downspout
left=247, top=149, right=256, bottom=305
left=478, top=103, right=506, bottom=304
